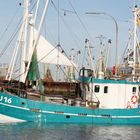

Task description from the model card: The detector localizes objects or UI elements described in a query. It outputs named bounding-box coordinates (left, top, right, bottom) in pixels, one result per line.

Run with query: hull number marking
left=0, top=96, right=12, bottom=104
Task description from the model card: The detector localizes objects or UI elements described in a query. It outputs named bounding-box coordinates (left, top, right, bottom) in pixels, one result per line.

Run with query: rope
left=0, top=8, right=19, bottom=42
left=51, top=0, right=83, bottom=53
left=0, top=0, right=38, bottom=59
left=67, top=0, right=94, bottom=45
left=0, top=20, right=22, bottom=58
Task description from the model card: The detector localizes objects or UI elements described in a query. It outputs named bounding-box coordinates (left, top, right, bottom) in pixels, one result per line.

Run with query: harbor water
left=0, top=122, right=140, bottom=140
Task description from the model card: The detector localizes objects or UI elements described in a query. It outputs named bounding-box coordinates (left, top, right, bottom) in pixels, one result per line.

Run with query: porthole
left=66, top=115, right=70, bottom=118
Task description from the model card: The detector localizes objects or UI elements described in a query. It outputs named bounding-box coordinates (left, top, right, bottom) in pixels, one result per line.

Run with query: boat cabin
left=79, top=67, right=140, bottom=109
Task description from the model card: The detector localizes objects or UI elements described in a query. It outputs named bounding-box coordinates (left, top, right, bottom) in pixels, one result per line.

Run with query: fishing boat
left=0, top=0, right=140, bottom=124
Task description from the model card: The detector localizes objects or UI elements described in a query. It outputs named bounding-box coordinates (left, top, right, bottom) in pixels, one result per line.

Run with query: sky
left=0, top=0, right=138, bottom=68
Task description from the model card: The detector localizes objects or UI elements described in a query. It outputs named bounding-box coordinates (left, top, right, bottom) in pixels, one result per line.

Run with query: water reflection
left=0, top=122, right=140, bottom=140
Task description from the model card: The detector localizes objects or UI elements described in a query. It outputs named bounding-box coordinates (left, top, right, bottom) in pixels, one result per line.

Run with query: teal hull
left=0, top=92, right=140, bottom=124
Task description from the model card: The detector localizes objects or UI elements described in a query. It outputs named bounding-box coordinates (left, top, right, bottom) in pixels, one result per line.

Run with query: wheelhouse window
left=139, top=87, right=140, bottom=96
left=104, top=86, right=108, bottom=94
left=79, top=67, right=93, bottom=77
left=94, top=85, right=100, bottom=93
left=132, top=87, right=136, bottom=93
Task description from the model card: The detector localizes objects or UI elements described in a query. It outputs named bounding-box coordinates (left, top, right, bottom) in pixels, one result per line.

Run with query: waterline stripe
left=0, top=102, right=29, bottom=110
left=0, top=102, right=140, bottom=119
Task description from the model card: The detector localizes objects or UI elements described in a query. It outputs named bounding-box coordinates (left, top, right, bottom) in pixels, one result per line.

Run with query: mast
left=34, top=0, right=40, bottom=23
left=96, top=35, right=106, bottom=79
left=133, top=6, right=136, bottom=75
left=6, top=24, right=24, bottom=81
left=104, top=39, right=111, bottom=76
left=19, top=0, right=29, bottom=83
left=6, top=0, right=29, bottom=81
left=23, top=0, right=50, bottom=83
left=97, top=49, right=104, bottom=79
left=85, top=39, right=96, bottom=77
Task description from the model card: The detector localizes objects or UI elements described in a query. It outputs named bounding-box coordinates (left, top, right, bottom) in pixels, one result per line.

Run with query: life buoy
left=127, top=105, right=132, bottom=109
left=131, top=95, right=138, bottom=104
left=127, top=101, right=132, bottom=109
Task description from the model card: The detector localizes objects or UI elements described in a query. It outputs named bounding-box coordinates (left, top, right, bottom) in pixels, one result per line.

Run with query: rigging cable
left=0, top=8, right=19, bottom=42
left=50, top=0, right=80, bottom=79
left=63, top=0, right=95, bottom=69
left=0, top=0, right=38, bottom=59
left=56, top=0, right=60, bottom=81
left=57, top=0, right=60, bottom=44
left=67, top=0, right=94, bottom=46
left=12, top=1, right=78, bottom=82
left=0, top=19, right=22, bottom=59
left=51, top=0, right=82, bottom=54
